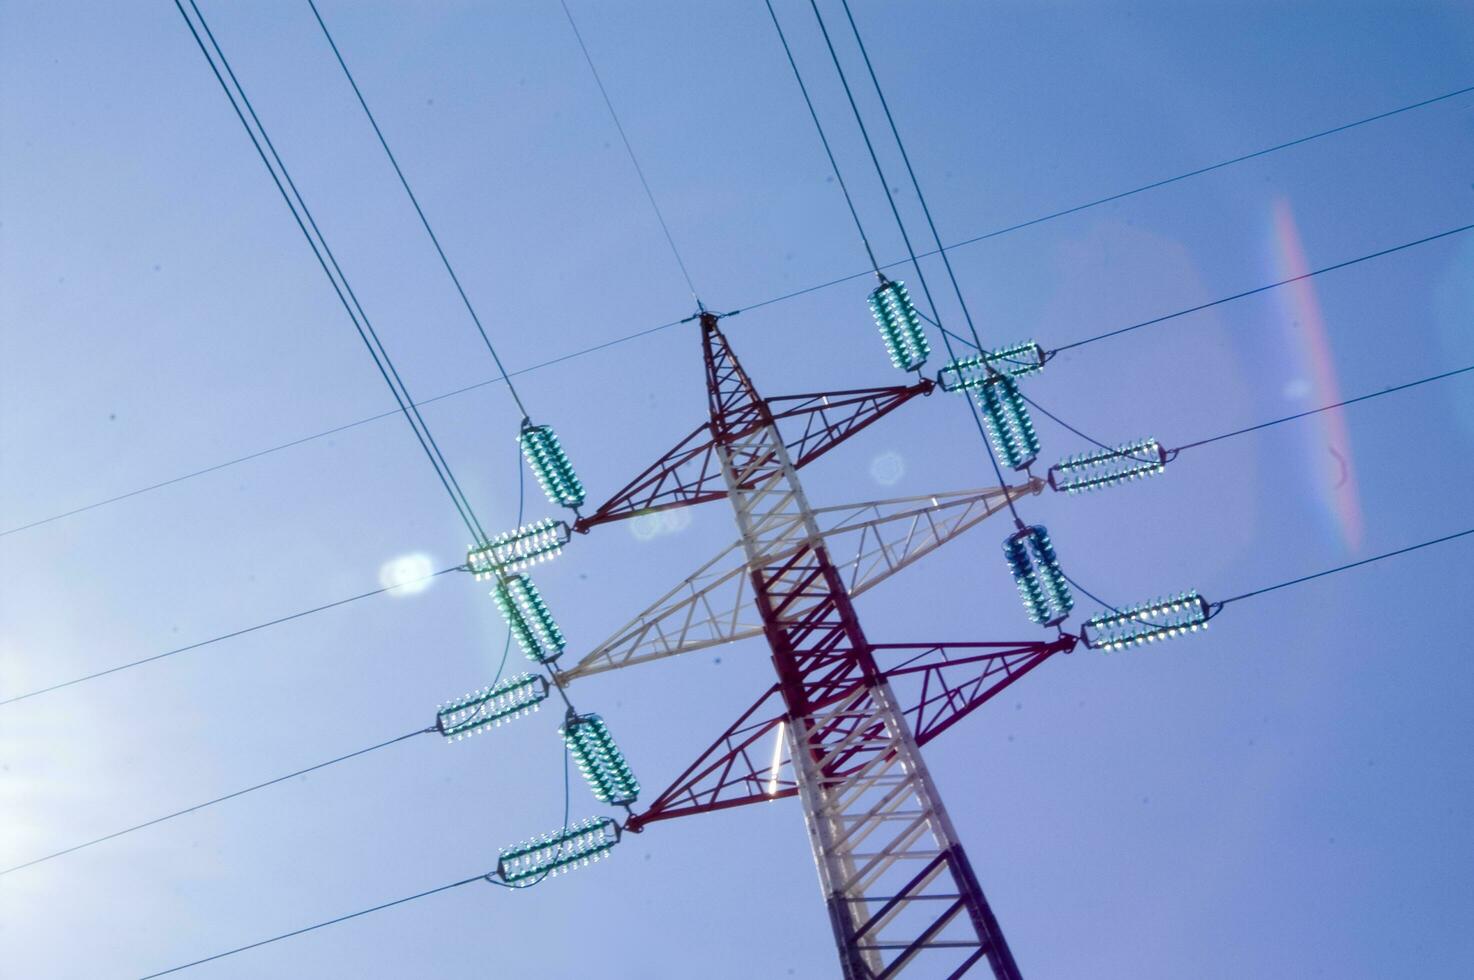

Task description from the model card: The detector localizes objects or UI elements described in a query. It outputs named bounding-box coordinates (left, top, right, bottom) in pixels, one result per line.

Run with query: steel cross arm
left=560, top=483, right=1042, bottom=682
left=681, top=314, right=1022, bottom=978
left=624, top=684, right=795, bottom=832
left=572, top=420, right=727, bottom=532
left=572, top=380, right=933, bottom=533
left=764, top=379, right=934, bottom=470
left=623, top=640, right=1068, bottom=832
left=874, top=639, right=1077, bottom=746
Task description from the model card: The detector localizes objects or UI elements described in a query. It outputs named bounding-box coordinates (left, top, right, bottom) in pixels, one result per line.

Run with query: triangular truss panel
left=816, top=484, right=1043, bottom=599
left=767, top=380, right=933, bottom=469
left=559, top=485, right=1041, bottom=682
left=573, top=314, right=1034, bottom=978
left=573, top=422, right=727, bottom=532
left=872, top=640, right=1075, bottom=746
left=628, top=640, right=1072, bottom=831
left=572, top=380, right=933, bottom=533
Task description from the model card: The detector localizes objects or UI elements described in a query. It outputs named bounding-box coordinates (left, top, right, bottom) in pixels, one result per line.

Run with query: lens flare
left=1270, top=198, right=1364, bottom=551
left=378, top=553, right=435, bottom=594
left=629, top=506, right=693, bottom=541
left=869, top=450, right=905, bottom=486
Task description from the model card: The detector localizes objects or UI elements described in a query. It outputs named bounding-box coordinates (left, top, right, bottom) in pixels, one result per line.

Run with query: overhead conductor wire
left=108, top=510, right=1474, bottom=978
left=0, top=562, right=464, bottom=707
left=7, top=172, right=1471, bottom=536
left=138, top=873, right=489, bottom=978
left=837, top=0, right=987, bottom=356
left=140, top=748, right=574, bottom=977
left=558, top=0, right=704, bottom=309
left=305, top=0, right=528, bottom=419
left=174, top=0, right=489, bottom=546
left=25, top=17, right=1474, bottom=965
left=307, top=0, right=597, bottom=866
left=5, top=36, right=1469, bottom=709
left=11, top=345, right=1464, bottom=713
left=795, top=0, right=1026, bottom=522
left=0, top=727, right=430, bottom=877
left=762, top=0, right=880, bottom=271
left=0, top=452, right=537, bottom=893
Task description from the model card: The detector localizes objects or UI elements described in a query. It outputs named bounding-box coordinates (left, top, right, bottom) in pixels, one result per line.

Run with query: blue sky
left=2, top=1, right=1472, bottom=977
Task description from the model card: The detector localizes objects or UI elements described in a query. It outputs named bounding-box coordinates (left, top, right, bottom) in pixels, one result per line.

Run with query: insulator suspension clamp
left=434, top=672, right=551, bottom=740
left=1080, top=591, right=1212, bottom=651
left=494, top=815, right=623, bottom=887
left=1047, top=438, right=1169, bottom=494
left=1002, top=525, right=1074, bottom=627
left=468, top=518, right=573, bottom=579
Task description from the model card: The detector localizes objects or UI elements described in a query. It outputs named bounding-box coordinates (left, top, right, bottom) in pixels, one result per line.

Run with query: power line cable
left=5, top=213, right=1466, bottom=542
left=189, top=0, right=490, bottom=543
left=176, top=0, right=488, bottom=544
left=0, top=315, right=681, bottom=538
left=837, top=0, right=988, bottom=356
left=1170, top=362, right=1474, bottom=451
left=484, top=734, right=574, bottom=891
left=139, top=872, right=489, bottom=978
left=763, top=0, right=880, bottom=273
left=3, top=468, right=548, bottom=893
left=0, top=564, right=463, bottom=708
left=1051, top=222, right=1474, bottom=354
left=131, top=515, right=1474, bottom=975
left=7, top=79, right=1465, bottom=540
left=0, top=727, right=429, bottom=877
left=940, top=84, right=1474, bottom=256
left=305, top=0, right=529, bottom=419
left=15, top=352, right=1466, bottom=712
left=557, top=0, right=703, bottom=307
left=803, top=0, right=1023, bottom=522
left=134, top=466, right=575, bottom=972
left=1216, top=526, right=1474, bottom=605
left=1027, top=361, right=1474, bottom=460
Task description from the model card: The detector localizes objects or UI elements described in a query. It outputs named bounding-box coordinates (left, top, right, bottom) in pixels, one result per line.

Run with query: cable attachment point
left=520, top=419, right=586, bottom=510
left=561, top=712, right=641, bottom=807
left=469, top=518, right=571, bottom=578
left=1080, top=591, right=1212, bottom=651
left=681, top=307, right=741, bottom=324
left=491, top=573, right=566, bottom=665
left=435, top=672, right=551, bottom=741
left=1048, top=438, right=1169, bottom=494
left=938, top=341, right=1047, bottom=390
left=868, top=279, right=930, bottom=372
left=494, top=816, right=622, bottom=887
left=1002, top=525, right=1074, bottom=627
left=977, top=375, right=1040, bottom=471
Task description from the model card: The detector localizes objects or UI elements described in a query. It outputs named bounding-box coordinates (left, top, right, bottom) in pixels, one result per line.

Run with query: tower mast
left=700, top=312, right=1021, bottom=979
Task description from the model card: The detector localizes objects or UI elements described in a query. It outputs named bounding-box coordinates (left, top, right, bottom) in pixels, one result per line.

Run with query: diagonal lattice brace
left=624, top=640, right=1070, bottom=831
left=767, top=379, right=933, bottom=469
left=555, top=537, right=765, bottom=681
left=560, top=484, right=1043, bottom=682
left=573, top=421, right=726, bottom=532
left=624, top=684, right=795, bottom=831
left=816, top=484, right=1043, bottom=597
left=874, top=640, right=1076, bottom=745
left=626, top=314, right=1026, bottom=978
left=572, top=380, right=932, bottom=533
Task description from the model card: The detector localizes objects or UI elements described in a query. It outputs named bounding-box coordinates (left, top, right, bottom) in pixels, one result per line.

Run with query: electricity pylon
left=561, top=313, right=1073, bottom=978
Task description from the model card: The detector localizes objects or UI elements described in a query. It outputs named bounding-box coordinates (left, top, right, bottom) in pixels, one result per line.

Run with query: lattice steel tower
left=562, top=314, right=1073, bottom=977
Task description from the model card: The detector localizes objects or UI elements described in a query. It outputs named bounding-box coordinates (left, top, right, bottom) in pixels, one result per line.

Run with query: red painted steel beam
left=573, top=379, right=932, bottom=532
left=624, top=639, right=1072, bottom=831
